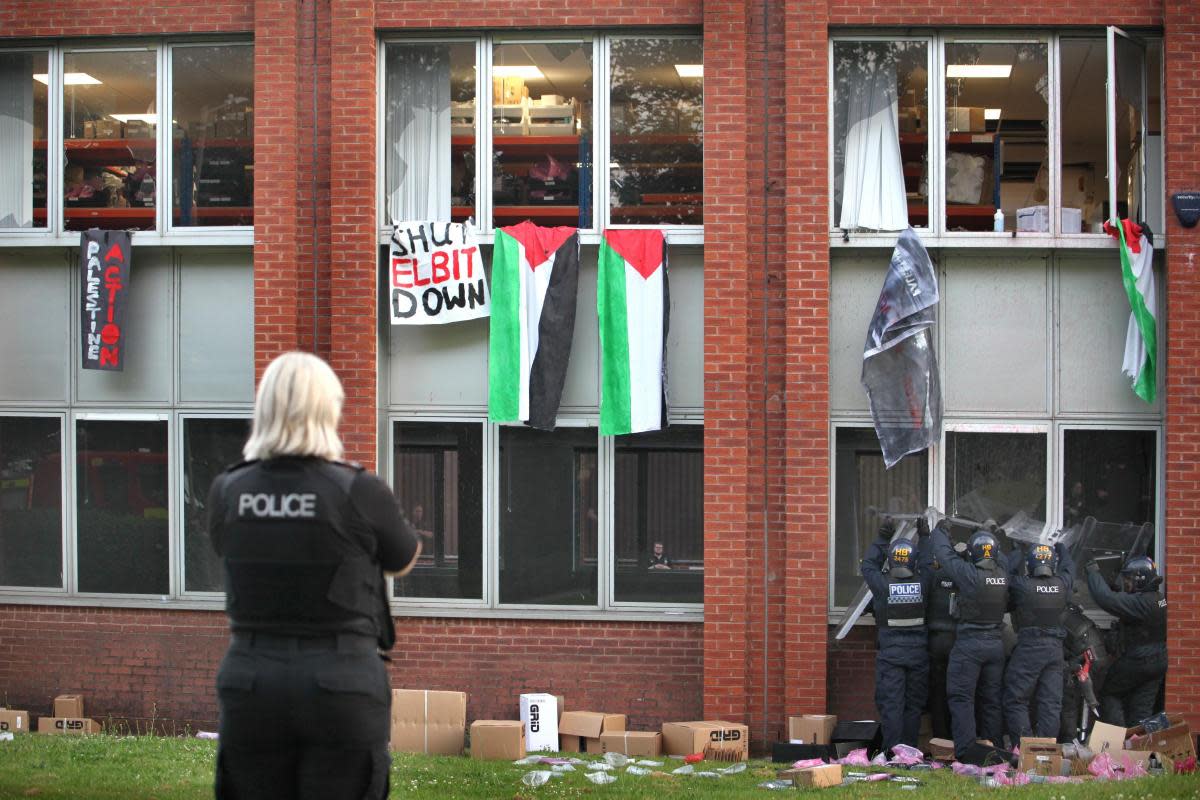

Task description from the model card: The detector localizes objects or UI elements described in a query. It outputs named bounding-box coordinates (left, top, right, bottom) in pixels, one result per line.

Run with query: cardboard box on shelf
left=1127, top=714, right=1197, bottom=763
left=946, top=105, right=986, bottom=133
left=599, top=731, right=662, bottom=757
left=793, top=764, right=843, bottom=788
left=124, top=120, right=152, bottom=139
left=53, top=695, right=84, bottom=719
left=1061, top=207, right=1083, bottom=234
left=788, top=714, right=837, bottom=744
left=38, top=717, right=100, bottom=735
left=469, top=720, right=525, bottom=761
left=390, top=689, right=466, bottom=756
left=0, top=709, right=30, bottom=733
left=82, top=120, right=95, bottom=139
left=93, top=119, right=122, bottom=139
left=661, top=720, right=749, bottom=761
left=519, top=693, right=559, bottom=753
left=1019, top=737, right=1062, bottom=776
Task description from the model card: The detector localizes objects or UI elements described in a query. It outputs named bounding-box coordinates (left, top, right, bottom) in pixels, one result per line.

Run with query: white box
left=519, top=693, right=559, bottom=752
left=1017, top=205, right=1050, bottom=232
left=1061, top=207, right=1083, bottom=234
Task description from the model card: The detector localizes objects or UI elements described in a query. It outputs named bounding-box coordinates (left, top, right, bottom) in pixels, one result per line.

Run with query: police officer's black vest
left=1120, top=590, right=1168, bottom=649
left=957, top=562, right=1007, bottom=626
left=215, top=458, right=396, bottom=649
left=927, top=574, right=957, bottom=632
left=880, top=575, right=925, bottom=628
left=1013, top=575, right=1068, bottom=632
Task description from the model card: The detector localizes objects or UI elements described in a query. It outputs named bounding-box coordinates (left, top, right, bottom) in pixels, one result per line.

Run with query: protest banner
left=80, top=229, right=131, bottom=371
left=389, top=221, right=490, bottom=325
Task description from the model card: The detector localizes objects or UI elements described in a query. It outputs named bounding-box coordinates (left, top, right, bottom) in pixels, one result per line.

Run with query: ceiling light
left=492, top=65, right=544, bottom=80
left=110, top=114, right=158, bottom=124
left=675, top=64, right=704, bottom=78
left=985, top=108, right=1002, bottom=120
left=34, top=72, right=102, bottom=86
left=947, top=64, right=1012, bottom=79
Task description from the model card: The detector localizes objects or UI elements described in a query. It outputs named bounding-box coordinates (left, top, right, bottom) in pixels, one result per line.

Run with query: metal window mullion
left=479, top=35, right=492, bottom=233
left=598, top=430, right=613, bottom=610
left=931, top=35, right=945, bottom=237
left=594, top=36, right=608, bottom=234
left=487, top=420, right=499, bottom=608
left=50, top=46, right=65, bottom=236
left=65, top=410, right=79, bottom=594
left=377, top=39, right=386, bottom=231
left=1049, top=35, right=1061, bottom=237
left=155, top=41, right=167, bottom=236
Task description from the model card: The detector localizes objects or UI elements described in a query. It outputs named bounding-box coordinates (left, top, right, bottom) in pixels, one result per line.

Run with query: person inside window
left=647, top=541, right=671, bottom=570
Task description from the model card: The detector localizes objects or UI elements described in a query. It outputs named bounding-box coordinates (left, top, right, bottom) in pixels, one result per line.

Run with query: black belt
left=231, top=631, right=378, bottom=653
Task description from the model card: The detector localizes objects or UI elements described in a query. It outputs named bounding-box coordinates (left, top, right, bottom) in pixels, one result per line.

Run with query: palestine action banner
left=389, top=221, right=489, bottom=324
left=80, top=229, right=131, bottom=371
left=598, top=229, right=668, bottom=436
left=488, top=221, right=580, bottom=430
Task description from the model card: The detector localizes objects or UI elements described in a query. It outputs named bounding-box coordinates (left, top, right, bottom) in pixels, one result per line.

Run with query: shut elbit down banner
left=389, top=221, right=490, bottom=325
left=80, top=229, right=131, bottom=371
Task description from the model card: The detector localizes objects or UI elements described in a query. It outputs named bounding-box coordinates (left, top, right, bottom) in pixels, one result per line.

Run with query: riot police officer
left=861, top=522, right=931, bottom=753
left=930, top=522, right=1009, bottom=762
left=1002, top=542, right=1074, bottom=745
left=1085, top=556, right=1167, bottom=726
left=921, top=533, right=967, bottom=740
left=208, top=352, right=421, bottom=800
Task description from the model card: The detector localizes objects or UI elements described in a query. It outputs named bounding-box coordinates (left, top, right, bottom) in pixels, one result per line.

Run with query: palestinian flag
left=597, top=229, right=669, bottom=436
left=1106, top=219, right=1157, bottom=404
left=488, top=221, right=580, bottom=430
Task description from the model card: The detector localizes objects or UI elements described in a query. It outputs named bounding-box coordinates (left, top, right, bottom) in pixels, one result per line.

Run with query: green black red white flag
left=1106, top=219, right=1157, bottom=404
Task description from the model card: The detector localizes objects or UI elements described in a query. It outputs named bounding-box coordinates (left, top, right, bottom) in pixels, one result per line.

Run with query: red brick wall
left=374, top=0, right=701, bottom=28
left=0, top=0, right=252, bottom=36
left=827, top=628, right=878, bottom=722
left=826, top=2, right=1161, bottom=25
left=1163, top=0, right=1200, bottom=732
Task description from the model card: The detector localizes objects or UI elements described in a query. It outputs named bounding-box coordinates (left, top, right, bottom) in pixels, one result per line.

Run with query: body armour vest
left=927, top=575, right=957, bottom=632
left=214, top=458, right=395, bottom=649
left=1120, top=591, right=1168, bottom=649
left=882, top=576, right=926, bottom=628
left=1013, top=575, right=1068, bottom=632
left=957, top=564, right=1007, bottom=627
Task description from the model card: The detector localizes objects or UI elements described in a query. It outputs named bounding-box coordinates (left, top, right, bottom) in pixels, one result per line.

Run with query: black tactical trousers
left=875, top=642, right=929, bottom=753
left=1099, top=647, right=1167, bottom=727
left=946, top=630, right=1004, bottom=759
left=1002, top=633, right=1063, bottom=744
left=927, top=630, right=955, bottom=740
left=216, top=632, right=391, bottom=800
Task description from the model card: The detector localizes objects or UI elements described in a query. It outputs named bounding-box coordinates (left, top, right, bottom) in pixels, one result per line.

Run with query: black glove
left=917, top=517, right=930, bottom=538
left=877, top=518, right=896, bottom=540
left=1085, top=559, right=1101, bottom=574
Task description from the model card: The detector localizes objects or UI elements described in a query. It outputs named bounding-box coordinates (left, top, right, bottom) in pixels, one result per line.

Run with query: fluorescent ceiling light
left=110, top=114, right=158, bottom=124
left=947, top=64, right=1012, bottom=79
left=675, top=64, right=704, bottom=78
left=492, top=65, right=544, bottom=80
left=34, top=72, right=102, bottom=86
left=985, top=108, right=1002, bottom=120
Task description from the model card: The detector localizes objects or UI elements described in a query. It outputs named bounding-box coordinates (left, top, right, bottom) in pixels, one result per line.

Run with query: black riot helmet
left=968, top=531, right=999, bottom=567
left=887, top=539, right=917, bottom=579
left=1120, top=556, right=1159, bottom=592
left=1027, top=544, right=1056, bottom=577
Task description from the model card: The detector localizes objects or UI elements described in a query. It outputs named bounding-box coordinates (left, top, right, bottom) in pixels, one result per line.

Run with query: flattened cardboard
left=469, top=720, right=525, bottom=760
left=53, top=695, right=84, bottom=718
left=1018, top=737, right=1062, bottom=776
left=558, top=711, right=625, bottom=739
left=519, top=693, right=559, bottom=752
left=38, top=717, right=100, bottom=735
left=390, top=689, right=467, bottom=755
left=793, top=764, right=843, bottom=788
left=662, top=720, right=749, bottom=761
left=788, top=714, right=837, bottom=744
left=1087, top=721, right=1128, bottom=754
left=599, top=731, right=663, bottom=757
left=0, top=710, right=30, bottom=733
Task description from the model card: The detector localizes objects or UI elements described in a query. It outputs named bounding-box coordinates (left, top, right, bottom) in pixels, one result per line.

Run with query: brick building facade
left=0, top=0, right=1195, bottom=749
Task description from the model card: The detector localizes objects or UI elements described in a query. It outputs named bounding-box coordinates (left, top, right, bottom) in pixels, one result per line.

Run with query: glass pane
left=0, top=417, right=62, bottom=587
left=63, top=50, right=157, bottom=232
left=1060, top=39, right=1107, bottom=234
left=492, top=42, right=592, bottom=229
left=613, top=426, right=702, bottom=603
left=1063, top=429, right=1156, bottom=609
left=945, top=431, right=1046, bottom=541
left=391, top=421, right=484, bottom=600
left=609, top=38, right=703, bottom=226
left=384, top=42, right=476, bottom=225
left=944, top=42, right=1047, bottom=232
left=833, top=40, right=928, bottom=230
left=498, top=426, right=597, bottom=605
left=183, top=418, right=249, bottom=592
left=76, top=419, right=168, bottom=594
left=1112, top=34, right=1145, bottom=224
left=0, top=51, right=49, bottom=229
left=172, top=44, right=254, bottom=227
left=833, top=428, right=928, bottom=607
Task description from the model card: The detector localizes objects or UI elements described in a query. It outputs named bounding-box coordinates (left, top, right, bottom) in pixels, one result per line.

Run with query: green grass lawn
left=0, top=734, right=1197, bottom=799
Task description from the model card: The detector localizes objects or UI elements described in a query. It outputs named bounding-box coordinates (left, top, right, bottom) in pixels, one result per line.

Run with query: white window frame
left=0, top=46, right=55, bottom=236
left=0, top=411, right=68, bottom=595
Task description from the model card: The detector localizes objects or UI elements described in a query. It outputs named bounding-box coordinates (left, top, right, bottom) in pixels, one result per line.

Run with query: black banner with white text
left=80, top=229, right=131, bottom=371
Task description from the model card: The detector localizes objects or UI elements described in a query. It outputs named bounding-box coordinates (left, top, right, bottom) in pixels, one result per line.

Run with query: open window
left=1107, top=27, right=1148, bottom=229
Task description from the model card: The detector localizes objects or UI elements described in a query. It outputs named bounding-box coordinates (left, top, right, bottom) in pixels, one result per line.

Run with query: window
left=0, top=50, right=49, bottom=230
left=1060, top=38, right=1106, bottom=234
left=945, top=430, right=1047, bottom=539
left=381, top=33, right=703, bottom=233
left=0, top=416, right=62, bottom=588
left=182, top=417, right=250, bottom=593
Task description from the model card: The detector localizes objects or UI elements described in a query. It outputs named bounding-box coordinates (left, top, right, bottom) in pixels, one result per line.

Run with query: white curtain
left=386, top=45, right=452, bottom=224
left=839, top=50, right=907, bottom=231
left=0, top=54, right=34, bottom=228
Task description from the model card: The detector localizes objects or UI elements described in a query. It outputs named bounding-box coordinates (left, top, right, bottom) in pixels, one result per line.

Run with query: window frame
left=0, top=411, right=68, bottom=595
left=0, top=45, right=54, bottom=235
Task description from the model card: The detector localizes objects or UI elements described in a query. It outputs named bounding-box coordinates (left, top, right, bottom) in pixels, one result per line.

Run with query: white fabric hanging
left=385, top=45, right=452, bottom=224
left=839, top=50, right=907, bottom=231
left=0, top=53, right=34, bottom=229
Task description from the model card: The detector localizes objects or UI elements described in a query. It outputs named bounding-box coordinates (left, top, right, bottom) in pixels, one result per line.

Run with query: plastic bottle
left=993, top=209, right=1005, bottom=232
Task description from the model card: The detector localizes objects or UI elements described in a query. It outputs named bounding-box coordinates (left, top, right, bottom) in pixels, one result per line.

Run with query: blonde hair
left=243, top=352, right=344, bottom=462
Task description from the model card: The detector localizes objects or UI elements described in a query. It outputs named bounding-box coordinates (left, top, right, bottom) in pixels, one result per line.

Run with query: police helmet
left=888, top=539, right=917, bottom=579
left=1119, top=556, right=1159, bottom=592
left=968, top=531, right=999, bottom=566
left=1027, top=544, right=1056, bottom=577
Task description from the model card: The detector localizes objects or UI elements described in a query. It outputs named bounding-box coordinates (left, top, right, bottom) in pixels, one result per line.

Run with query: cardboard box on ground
left=37, top=718, right=101, bottom=735
left=1018, top=737, right=1062, bottom=776
left=54, top=694, right=84, bottom=718
left=792, top=763, right=843, bottom=788
left=0, top=709, right=30, bottom=733
left=558, top=711, right=625, bottom=754
left=661, top=720, right=749, bottom=761
left=519, top=693, right=559, bottom=752
left=390, top=690, right=467, bottom=756
left=788, top=714, right=836, bottom=744
left=599, top=731, right=662, bottom=757
left=470, top=720, right=525, bottom=761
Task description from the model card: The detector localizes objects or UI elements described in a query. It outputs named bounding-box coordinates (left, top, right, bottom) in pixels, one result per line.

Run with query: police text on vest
left=238, top=493, right=318, bottom=518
